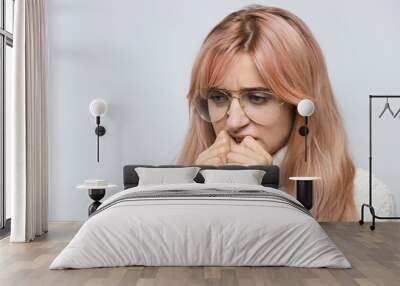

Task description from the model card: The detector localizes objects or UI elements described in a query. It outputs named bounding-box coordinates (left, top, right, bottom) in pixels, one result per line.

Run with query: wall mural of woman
left=177, top=5, right=396, bottom=222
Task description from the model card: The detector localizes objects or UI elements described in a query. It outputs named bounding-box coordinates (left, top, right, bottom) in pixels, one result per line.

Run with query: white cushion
left=200, top=169, right=266, bottom=185
left=135, top=167, right=200, bottom=186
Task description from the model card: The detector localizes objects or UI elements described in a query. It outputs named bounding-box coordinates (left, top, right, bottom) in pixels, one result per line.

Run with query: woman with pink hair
left=177, top=5, right=396, bottom=221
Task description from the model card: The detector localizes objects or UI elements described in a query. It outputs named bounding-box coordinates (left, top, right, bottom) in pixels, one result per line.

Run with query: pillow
left=200, top=169, right=266, bottom=185
left=135, top=167, right=201, bottom=186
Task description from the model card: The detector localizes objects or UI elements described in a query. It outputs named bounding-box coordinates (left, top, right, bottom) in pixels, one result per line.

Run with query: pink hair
left=177, top=5, right=356, bottom=221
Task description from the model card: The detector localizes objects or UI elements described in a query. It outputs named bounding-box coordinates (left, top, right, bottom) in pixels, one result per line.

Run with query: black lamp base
left=298, top=126, right=309, bottom=136
left=95, top=126, right=106, bottom=136
left=88, top=189, right=105, bottom=216
left=296, top=180, right=313, bottom=210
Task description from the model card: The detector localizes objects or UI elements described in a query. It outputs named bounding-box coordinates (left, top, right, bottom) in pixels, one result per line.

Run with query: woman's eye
left=208, top=92, right=229, bottom=104
left=247, top=93, right=269, bottom=104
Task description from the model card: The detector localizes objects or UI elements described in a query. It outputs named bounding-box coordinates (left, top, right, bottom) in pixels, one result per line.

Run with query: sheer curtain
left=8, top=0, right=48, bottom=242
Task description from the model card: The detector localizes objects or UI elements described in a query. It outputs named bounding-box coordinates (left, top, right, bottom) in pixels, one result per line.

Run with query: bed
left=49, top=164, right=350, bottom=269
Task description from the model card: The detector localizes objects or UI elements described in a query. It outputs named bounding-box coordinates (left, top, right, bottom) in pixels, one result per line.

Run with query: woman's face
left=211, top=52, right=295, bottom=155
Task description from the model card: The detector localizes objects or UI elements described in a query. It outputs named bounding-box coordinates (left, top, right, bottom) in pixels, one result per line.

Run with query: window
left=0, top=0, right=14, bottom=234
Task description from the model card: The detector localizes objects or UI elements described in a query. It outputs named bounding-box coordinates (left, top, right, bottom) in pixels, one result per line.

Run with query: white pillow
left=135, top=167, right=201, bottom=186
left=200, top=169, right=266, bottom=185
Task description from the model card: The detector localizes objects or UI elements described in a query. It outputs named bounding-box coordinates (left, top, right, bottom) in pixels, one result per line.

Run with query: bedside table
left=76, top=184, right=117, bottom=216
left=289, top=177, right=321, bottom=210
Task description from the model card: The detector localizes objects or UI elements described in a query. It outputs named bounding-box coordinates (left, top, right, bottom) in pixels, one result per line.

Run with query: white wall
left=47, top=0, right=400, bottom=221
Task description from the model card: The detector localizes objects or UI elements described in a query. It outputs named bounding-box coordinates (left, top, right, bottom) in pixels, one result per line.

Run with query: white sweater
left=272, top=145, right=397, bottom=221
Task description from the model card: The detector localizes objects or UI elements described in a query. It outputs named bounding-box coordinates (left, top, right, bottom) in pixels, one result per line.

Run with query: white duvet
left=50, top=183, right=350, bottom=269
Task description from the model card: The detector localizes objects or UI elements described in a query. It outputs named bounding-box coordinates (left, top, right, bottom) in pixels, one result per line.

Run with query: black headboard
left=123, top=165, right=280, bottom=189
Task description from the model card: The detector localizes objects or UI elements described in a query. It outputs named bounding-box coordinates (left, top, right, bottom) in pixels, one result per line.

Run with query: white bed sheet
left=50, top=183, right=350, bottom=269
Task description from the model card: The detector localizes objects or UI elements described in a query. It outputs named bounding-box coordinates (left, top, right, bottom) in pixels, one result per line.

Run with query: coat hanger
left=394, top=106, right=400, bottom=118
left=378, top=97, right=395, bottom=118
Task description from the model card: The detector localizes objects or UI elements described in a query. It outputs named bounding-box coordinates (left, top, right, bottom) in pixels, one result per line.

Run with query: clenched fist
left=195, top=131, right=273, bottom=166
left=194, top=130, right=235, bottom=165
left=226, top=136, right=273, bottom=166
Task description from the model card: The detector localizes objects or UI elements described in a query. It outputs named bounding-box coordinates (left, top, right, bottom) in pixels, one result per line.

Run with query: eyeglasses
left=193, top=87, right=285, bottom=125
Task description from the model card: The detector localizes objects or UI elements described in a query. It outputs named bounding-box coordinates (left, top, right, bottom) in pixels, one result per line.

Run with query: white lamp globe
left=297, top=99, right=315, bottom=117
left=89, top=99, right=107, bottom=117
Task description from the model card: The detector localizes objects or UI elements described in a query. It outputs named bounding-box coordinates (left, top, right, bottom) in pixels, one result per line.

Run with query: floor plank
left=0, top=222, right=399, bottom=286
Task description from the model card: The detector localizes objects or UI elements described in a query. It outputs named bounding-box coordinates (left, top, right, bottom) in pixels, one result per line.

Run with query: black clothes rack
left=359, top=95, right=400, bottom=230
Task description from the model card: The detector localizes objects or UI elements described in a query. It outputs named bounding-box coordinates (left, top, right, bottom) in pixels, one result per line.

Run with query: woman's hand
left=226, top=136, right=273, bottom=165
left=194, top=130, right=235, bottom=165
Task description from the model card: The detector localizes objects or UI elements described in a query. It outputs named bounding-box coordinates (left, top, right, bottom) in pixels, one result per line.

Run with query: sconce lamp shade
left=89, top=99, right=107, bottom=117
left=297, top=99, right=315, bottom=117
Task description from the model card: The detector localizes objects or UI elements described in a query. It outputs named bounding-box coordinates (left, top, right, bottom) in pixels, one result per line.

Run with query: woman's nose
left=226, top=99, right=251, bottom=131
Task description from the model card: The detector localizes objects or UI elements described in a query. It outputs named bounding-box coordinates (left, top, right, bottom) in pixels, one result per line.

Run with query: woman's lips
left=233, top=136, right=251, bottom=144
left=234, top=137, right=242, bottom=144
left=232, top=135, right=260, bottom=144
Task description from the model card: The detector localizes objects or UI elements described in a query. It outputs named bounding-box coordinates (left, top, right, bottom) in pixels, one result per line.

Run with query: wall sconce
left=292, top=99, right=320, bottom=211
left=297, top=99, right=315, bottom=162
left=89, top=99, right=107, bottom=162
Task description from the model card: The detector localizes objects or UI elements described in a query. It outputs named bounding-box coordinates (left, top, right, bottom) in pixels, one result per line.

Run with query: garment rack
left=359, top=95, right=400, bottom=230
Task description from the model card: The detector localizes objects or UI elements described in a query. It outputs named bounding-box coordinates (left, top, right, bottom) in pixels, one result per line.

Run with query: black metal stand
left=94, top=116, right=106, bottom=163
left=88, top=189, right=105, bottom=216
left=359, top=95, right=400, bottom=230
left=298, top=116, right=309, bottom=162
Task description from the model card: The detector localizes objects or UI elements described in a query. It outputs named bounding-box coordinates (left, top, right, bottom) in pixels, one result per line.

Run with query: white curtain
left=9, top=0, right=48, bottom=242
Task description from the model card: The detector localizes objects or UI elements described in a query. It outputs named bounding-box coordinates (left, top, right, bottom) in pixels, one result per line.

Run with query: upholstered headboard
left=123, top=165, right=280, bottom=189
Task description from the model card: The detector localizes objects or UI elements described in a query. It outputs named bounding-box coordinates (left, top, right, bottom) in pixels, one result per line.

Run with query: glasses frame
left=195, top=87, right=285, bottom=123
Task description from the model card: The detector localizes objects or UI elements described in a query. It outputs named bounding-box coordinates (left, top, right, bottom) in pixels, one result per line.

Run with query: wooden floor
left=0, top=222, right=399, bottom=286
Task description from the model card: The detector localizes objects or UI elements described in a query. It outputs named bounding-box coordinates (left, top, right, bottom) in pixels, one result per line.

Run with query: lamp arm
left=96, top=116, right=100, bottom=162
left=305, top=116, right=308, bottom=162
left=298, top=116, right=309, bottom=162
